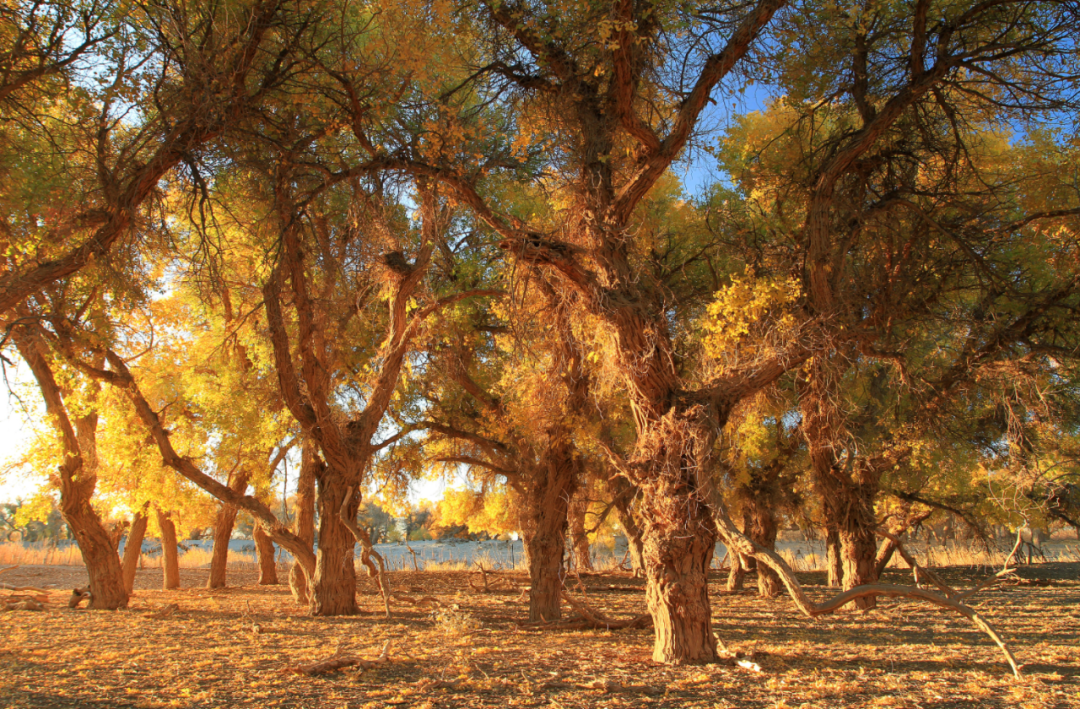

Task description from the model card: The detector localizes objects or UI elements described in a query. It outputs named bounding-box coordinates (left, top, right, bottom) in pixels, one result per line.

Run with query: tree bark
left=311, top=473, right=358, bottom=616
left=834, top=489, right=881, bottom=609
left=641, top=490, right=718, bottom=664
left=635, top=423, right=720, bottom=666
left=521, top=449, right=577, bottom=622
left=254, top=522, right=279, bottom=585
left=745, top=504, right=781, bottom=599
left=67, top=503, right=129, bottom=609
left=568, top=490, right=593, bottom=571
left=156, top=508, right=180, bottom=590
left=825, top=524, right=843, bottom=588
left=289, top=441, right=319, bottom=603
left=607, top=476, right=645, bottom=576
left=121, top=509, right=149, bottom=594
left=207, top=471, right=251, bottom=589
left=727, top=551, right=747, bottom=591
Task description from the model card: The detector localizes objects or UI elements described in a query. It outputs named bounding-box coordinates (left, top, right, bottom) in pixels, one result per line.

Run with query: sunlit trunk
left=156, top=508, right=180, bottom=590
left=640, top=471, right=719, bottom=664
left=121, top=510, right=149, bottom=594
left=311, top=474, right=358, bottom=616
left=254, top=522, right=278, bottom=585
left=207, top=472, right=250, bottom=589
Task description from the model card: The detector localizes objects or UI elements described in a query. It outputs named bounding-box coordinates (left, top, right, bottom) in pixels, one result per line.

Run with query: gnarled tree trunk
left=156, top=508, right=180, bottom=590
left=311, top=472, right=359, bottom=616
left=254, top=522, right=279, bottom=585
left=641, top=484, right=718, bottom=664
left=207, top=471, right=251, bottom=589
left=522, top=451, right=577, bottom=622
left=68, top=503, right=129, bottom=609
left=831, top=484, right=881, bottom=608
left=121, top=509, right=149, bottom=594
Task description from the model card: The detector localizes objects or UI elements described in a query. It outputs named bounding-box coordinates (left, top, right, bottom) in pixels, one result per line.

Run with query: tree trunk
left=568, top=490, right=593, bottom=571
left=121, top=510, right=149, bottom=594
left=156, top=508, right=180, bottom=590
left=521, top=449, right=577, bottom=622
left=640, top=473, right=719, bottom=664
left=726, top=551, right=747, bottom=591
left=608, top=475, right=645, bottom=576
left=311, top=473, right=358, bottom=616
left=67, top=503, right=129, bottom=609
left=745, top=504, right=780, bottom=599
left=13, top=329, right=128, bottom=609
left=254, top=522, right=279, bottom=585
left=207, top=471, right=250, bottom=589
left=825, top=525, right=843, bottom=587
left=289, top=441, right=319, bottom=603
left=839, top=516, right=880, bottom=608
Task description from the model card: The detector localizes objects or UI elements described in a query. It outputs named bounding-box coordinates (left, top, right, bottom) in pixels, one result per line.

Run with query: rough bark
left=311, top=473, right=359, bottom=616
left=289, top=441, right=319, bottom=603
left=254, top=522, right=279, bottom=585
left=155, top=508, right=180, bottom=590
left=641, top=487, right=718, bottom=664
left=121, top=510, right=149, bottom=594
left=207, top=471, right=251, bottom=590
left=521, top=451, right=577, bottom=622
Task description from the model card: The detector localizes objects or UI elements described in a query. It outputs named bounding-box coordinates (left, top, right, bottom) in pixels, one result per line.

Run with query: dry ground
left=1, top=561, right=1077, bottom=709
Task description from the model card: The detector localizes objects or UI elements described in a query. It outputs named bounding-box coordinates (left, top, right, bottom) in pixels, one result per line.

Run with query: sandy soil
left=1, top=562, right=1077, bottom=708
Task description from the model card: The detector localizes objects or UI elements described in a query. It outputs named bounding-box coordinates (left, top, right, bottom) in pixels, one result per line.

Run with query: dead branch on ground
left=283, top=640, right=392, bottom=676
left=468, top=562, right=515, bottom=593
left=392, top=592, right=441, bottom=608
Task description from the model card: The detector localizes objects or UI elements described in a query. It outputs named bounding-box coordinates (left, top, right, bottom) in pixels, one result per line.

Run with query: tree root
left=517, top=589, right=651, bottom=631
left=707, top=488, right=1024, bottom=677
left=283, top=640, right=392, bottom=676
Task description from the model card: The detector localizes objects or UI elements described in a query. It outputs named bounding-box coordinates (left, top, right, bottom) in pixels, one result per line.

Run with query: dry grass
left=1, top=561, right=1077, bottom=709
left=0, top=543, right=258, bottom=571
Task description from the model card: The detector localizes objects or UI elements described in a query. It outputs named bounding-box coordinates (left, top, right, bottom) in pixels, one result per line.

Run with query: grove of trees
left=1, top=0, right=1078, bottom=668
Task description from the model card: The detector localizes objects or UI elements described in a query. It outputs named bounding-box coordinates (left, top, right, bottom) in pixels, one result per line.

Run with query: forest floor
left=1, top=561, right=1077, bottom=709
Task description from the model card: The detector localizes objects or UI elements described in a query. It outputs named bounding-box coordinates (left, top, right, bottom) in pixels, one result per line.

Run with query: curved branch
left=706, top=483, right=1022, bottom=677
left=339, top=486, right=390, bottom=618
